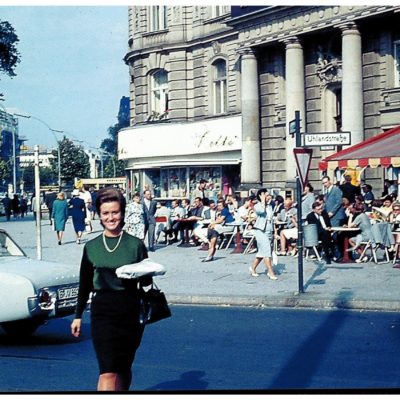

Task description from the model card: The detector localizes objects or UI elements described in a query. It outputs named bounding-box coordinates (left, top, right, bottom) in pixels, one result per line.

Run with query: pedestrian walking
left=11, top=194, right=20, bottom=219
left=51, top=192, right=69, bottom=245
left=124, top=192, right=145, bottom=240
left=71, top=187, right=151, bottom=391
left=45, top=189, right=57, bottom=226
left=69, top=189, right=86, bottom=244
left=2, top=193, right=12, bottom=221
left=249, top=188, right=277, bottom=280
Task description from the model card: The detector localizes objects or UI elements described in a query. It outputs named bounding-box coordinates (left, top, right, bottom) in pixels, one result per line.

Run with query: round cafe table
left=329, top=226, right=360, bottom=263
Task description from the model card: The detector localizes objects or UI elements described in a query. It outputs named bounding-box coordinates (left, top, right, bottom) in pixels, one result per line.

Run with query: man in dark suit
left=306, top=201, right=333, bottom=264
left=339, top=174, right=361, bottom=203
left=142, top=189, right=158, bottom=251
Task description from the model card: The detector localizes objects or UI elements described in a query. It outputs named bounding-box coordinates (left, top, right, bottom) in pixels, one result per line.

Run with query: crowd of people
left=119, top=176, right=400, bottom=270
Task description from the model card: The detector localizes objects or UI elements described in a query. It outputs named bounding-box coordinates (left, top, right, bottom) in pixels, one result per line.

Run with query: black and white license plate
left=58, top=286, right=79, bottom=300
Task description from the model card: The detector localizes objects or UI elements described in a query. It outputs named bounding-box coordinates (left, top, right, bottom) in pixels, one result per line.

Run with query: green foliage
left=20, top=164, right=57, bottom=191
left=0, top=20, right=21, bottom=79
left=100, top=118, right=128, bottom=178
left=0, top=158, right=9, bottom=182
left=50, top=136, right=90, bottom=185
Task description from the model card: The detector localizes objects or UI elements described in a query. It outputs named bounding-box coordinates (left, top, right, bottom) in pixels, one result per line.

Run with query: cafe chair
left=242, top=223, right=256, bottom=254
left=303, top=224, right=322, bottom=262
left=155, top=215, right=169, bottom=244
left=358, top=223, right=394, bottom=264
left=218, top=228, right=235, bottom=249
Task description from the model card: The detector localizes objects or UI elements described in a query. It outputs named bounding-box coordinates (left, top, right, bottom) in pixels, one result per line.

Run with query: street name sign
left=304, top=131, right=351, bottom=147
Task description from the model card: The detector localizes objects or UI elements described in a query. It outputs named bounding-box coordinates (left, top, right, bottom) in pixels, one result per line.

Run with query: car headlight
left=38, top=288, right=57, bottom=311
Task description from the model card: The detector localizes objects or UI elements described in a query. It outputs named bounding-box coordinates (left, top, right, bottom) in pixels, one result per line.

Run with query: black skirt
left=90, top=290, right=145, bottom=374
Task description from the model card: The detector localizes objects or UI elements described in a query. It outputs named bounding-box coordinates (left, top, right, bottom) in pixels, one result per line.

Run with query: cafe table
left=329, top=226, right=360, bottom=263
left=225, top=221, right=246, bottom=254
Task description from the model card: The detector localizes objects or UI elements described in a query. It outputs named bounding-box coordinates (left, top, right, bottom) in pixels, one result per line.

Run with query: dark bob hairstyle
left=95, top=187, right=127, bottom=222
left=256, top=188, right=269, bottom=202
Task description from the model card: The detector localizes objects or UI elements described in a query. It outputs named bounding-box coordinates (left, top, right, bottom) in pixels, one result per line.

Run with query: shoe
left=289, top=249, right=298, bottom=257
left=325, top=257, right=332, bottom=265
left=276, top=251, right=286, bottom=256
left=267, top=272, right=278, bottom=280
left=58, top=240, right=61, bottom=245
left=356, top=256, right=368, bottom=263
left=249, top=266, right=259, bottom=277
left=76, top=239, right=81, bottom=244
left=202, top=256, right=214, bottom=262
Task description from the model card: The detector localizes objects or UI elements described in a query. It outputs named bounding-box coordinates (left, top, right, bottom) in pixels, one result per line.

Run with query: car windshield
left=0, top=231, right=25, bottom=257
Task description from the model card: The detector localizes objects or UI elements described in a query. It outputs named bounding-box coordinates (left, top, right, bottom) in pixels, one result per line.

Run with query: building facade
left=120, top=5, right=400, bottom=200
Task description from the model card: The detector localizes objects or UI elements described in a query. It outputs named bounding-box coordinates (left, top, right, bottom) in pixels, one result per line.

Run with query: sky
left=0, top=5, right=129, bottom=153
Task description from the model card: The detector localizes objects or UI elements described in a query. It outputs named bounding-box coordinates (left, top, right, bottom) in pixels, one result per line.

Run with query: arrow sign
left=293, top=148, right=313, bottom=186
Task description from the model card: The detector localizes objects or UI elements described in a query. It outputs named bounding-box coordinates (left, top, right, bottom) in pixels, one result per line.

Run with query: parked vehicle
left=0, top=228, right=80, bottom=336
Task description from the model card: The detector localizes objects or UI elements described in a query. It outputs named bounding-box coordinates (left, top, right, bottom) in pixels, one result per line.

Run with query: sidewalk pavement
left=2, top=215, right=400, bottom=312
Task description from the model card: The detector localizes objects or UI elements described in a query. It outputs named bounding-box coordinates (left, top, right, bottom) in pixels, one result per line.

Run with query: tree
left=100, top=96, right=129, bottom=177
left=0, top=20, right=21, bottom=97
left=20, top=164, right=57, bottom=192
left=0, top=158, right=9, bottom=184
left=50, top=137, right=90, bottom=186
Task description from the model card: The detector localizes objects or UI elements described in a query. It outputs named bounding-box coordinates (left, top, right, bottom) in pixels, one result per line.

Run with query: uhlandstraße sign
left=304, top=131, right=351, bottom=147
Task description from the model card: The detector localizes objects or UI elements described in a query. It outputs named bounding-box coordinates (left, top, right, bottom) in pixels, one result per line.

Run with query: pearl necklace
left=103, top=231, right=123, bottom=253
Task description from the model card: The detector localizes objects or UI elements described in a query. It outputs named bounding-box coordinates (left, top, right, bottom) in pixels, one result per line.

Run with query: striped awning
left=319, top=125, right=400, bottom=170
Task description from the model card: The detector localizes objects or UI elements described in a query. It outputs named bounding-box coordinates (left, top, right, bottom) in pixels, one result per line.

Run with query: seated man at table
left=193, top=199, right=217, bottom=245
left=306, top=201, right=333, bottom=264
left=202, top=199, right=235, bottom=262
left=276, top=199, right=298, bottom=256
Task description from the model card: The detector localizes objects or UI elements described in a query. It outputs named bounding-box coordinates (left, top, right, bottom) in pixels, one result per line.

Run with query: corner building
left=120, top=5, right=400, bottom=199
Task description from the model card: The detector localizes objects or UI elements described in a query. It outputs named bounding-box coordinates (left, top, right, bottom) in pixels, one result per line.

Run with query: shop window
left=160, top=168, right=187, bottom=198
left=150, top=69, right=169, bottom=117
left=149, top=6, right=168, bottom=32
left=144, top=169, right=161, bottom=198
left=189, top=167, right=222, bottom=202
left=394, top=40, right=400, bottom=87
left=212, top=59, right=227, bottom=114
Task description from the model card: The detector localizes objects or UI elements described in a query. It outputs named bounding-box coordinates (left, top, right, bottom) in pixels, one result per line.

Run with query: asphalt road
left=0, top=305, right=399, bottom=393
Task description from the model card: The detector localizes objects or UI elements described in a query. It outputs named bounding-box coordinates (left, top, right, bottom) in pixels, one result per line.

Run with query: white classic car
left=0, top=228, right=80, bottom=336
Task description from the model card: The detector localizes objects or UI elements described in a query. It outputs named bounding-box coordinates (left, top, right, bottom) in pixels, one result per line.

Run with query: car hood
left=0, top=256, right=79, bottom=290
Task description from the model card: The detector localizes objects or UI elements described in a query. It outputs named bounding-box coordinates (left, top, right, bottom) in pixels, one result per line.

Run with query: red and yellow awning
left=319, top=125, right=400, bottom=171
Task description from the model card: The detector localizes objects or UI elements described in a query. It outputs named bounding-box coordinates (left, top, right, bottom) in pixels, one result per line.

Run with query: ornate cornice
left=235, top=5, right=396, bottom=49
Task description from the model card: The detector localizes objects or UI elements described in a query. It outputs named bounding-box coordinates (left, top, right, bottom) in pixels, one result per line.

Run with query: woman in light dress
left=124, top=192, right=145, bottom=240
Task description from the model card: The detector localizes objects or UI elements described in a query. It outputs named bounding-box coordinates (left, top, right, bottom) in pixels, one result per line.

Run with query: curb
left=167, top=294, right=400, bottom=312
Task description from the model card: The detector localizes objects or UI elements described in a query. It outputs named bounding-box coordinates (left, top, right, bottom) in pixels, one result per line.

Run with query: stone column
left=240, top=47, right=261, bottom=187
left=284, top=36, right=306, bottom=182
left=340, top=22, right=364, bottom=146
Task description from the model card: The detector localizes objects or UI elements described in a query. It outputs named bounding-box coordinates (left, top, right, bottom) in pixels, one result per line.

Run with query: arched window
left=212, top=59, right=227, bottom=114
left=150, top=69, right=169, bottom=115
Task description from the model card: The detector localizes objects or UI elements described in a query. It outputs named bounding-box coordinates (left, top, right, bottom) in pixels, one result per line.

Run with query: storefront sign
left=118, top=115, right=242, bottom=159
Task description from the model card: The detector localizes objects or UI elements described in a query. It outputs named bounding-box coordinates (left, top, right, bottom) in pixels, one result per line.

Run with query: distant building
left=120, top=5, right=400, bottom=199
left=19, top=147, right=55, bottom=168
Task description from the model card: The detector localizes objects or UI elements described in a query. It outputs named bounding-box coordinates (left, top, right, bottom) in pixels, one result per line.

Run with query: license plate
left=58, top=286, right=79, bottom=300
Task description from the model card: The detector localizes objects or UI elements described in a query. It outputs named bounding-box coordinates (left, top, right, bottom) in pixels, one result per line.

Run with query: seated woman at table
left=347, top=203, right=373, bottom=263
left=202, top=199, right=235, bottom=262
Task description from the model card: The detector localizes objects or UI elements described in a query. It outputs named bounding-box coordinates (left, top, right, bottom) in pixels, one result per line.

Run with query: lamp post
left=14, top=113, right=63, bottom=189
left=98, top=149, right=116, bottom=177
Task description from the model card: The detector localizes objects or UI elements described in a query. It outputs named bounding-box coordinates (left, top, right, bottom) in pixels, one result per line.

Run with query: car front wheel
left=1, top=318, right=44, bottom=336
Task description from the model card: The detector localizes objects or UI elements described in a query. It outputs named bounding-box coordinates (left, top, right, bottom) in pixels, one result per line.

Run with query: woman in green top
left=71, top=187, right=150, bottom=391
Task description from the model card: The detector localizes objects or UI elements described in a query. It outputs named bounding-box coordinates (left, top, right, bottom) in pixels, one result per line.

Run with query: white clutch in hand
left=116, top=258, right=166, bottom=279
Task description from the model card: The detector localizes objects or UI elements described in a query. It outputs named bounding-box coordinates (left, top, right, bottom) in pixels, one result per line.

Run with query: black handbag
left=139, top=283, right=171, bottom=325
